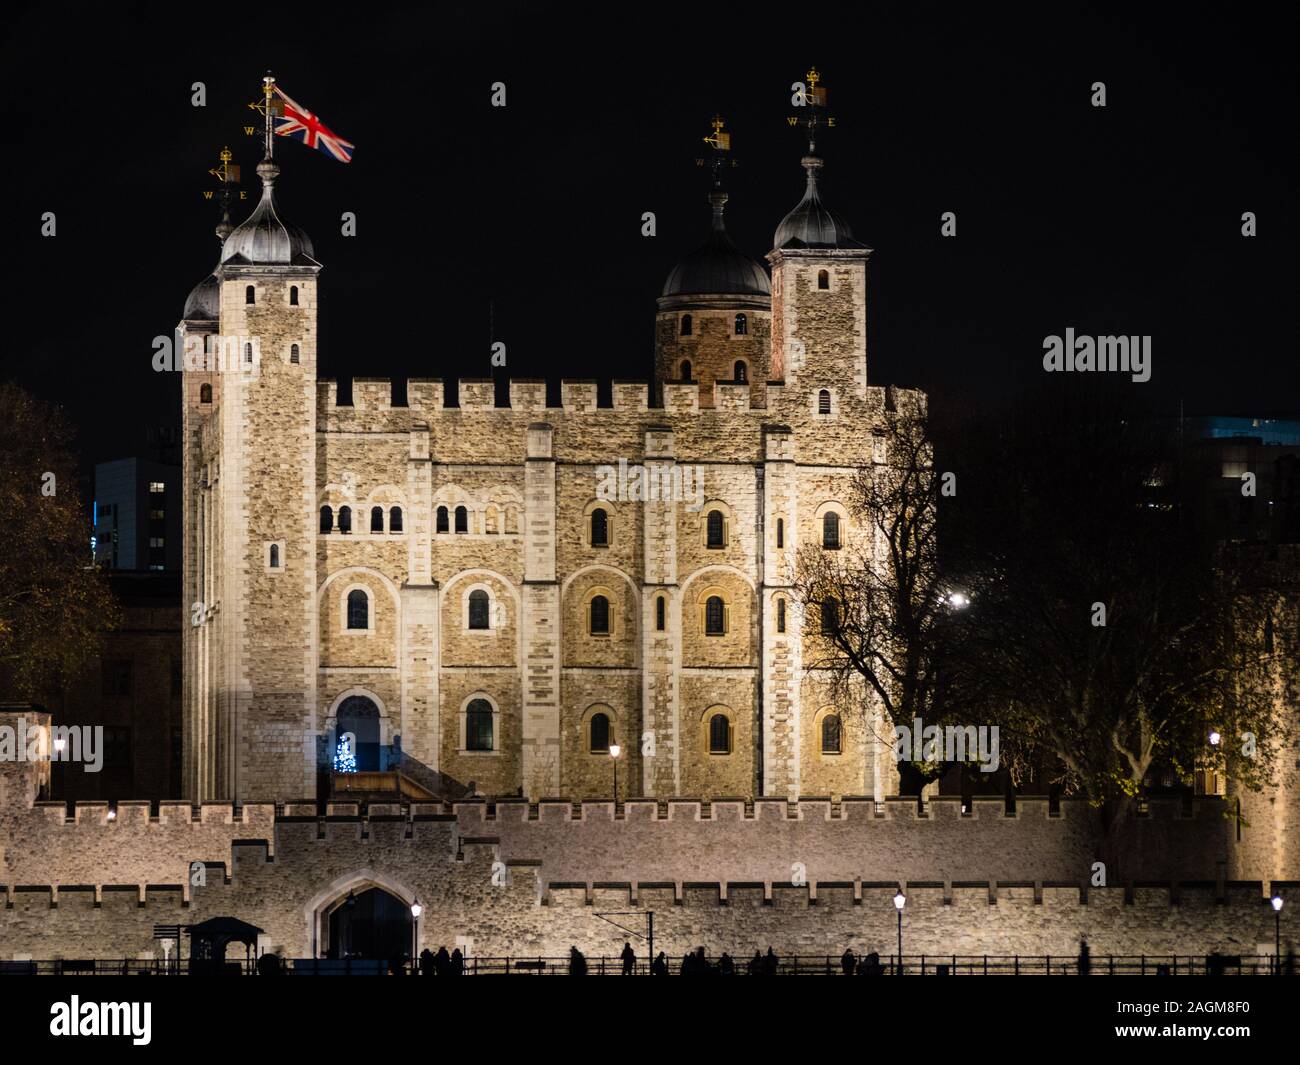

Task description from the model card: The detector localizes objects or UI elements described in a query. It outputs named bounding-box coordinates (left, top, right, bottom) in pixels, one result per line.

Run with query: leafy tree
left=0, top=383, right=117, bottom=700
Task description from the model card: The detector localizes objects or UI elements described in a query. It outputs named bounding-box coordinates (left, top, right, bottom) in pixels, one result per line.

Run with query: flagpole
left=263, top=71, right=275, bottom=161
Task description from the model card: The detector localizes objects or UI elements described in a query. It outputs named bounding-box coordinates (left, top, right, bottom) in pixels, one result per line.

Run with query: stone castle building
left=178, top=136, right=911, bottom=806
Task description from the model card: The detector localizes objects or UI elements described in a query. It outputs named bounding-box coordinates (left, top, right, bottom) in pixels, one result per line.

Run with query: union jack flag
left=273, top=85, right=355, bottom=163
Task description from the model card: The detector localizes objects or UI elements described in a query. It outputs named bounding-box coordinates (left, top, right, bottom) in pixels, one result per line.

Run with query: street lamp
left=893, top=889, right=906, bottom=975
left=410, top=899, right=422, bottom=970
left=1272, top=895, right=1283, bottom=975
left=1208, top=730, right=1222, bottom=747
left=609, top=742, right=622, bottom=805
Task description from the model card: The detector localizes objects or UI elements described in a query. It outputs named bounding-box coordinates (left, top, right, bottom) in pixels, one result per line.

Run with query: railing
left=3, top=954, right=1292, bottom=976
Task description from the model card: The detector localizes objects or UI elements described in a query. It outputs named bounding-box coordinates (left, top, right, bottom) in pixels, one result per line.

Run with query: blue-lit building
left=93, top=458, right=182, bottom=571
left=1186, top=415, right=1300, bottom=544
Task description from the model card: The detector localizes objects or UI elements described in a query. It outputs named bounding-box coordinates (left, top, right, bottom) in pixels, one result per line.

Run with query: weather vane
left=203, top=145, right=243, bottom=241
left=695, top=114, right=738, bottom=185
left=788, top=66, right=836, bottom=153
left=245, top=71, right=284, bottom=159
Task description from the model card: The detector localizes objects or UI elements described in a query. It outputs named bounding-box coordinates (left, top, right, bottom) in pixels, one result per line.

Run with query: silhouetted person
left=256, top=952, right=282, bottom=976
left=858, top=951, right=882, bottom=976
left=1285, top=950, right=1296, bottom=976
left=718, top=952, right=735, bottom=976
left=569, top=946, right=588, bottom=975
left=747, top=950, right=763, bottom=976
left=841, top=948, right=856, bottom=976
left=763, top=947, right=779, bottom=976
left=681, top=952, right=693, bottom=975
left=434, top=946, right=451, bottom=976
left=389, top=957, right=406, bottom=975
left=694, top=946, right=711, bottom=975
left=651, top=951, right=669, bottom=976
left=450, top=947, right=464, bottom=975
left=1155, top=963, right=1172, bottom=976
left=419, top=948, right=435, bottom=976
left=1077, top=938, right=1091, bottom=976
left=621, top=941, right=636, bottom=975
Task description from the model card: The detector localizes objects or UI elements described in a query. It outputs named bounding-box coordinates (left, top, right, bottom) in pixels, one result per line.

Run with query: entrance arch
left=322, top=886, right=413, bottom=961
left=336, top=695, right=381, bottom=771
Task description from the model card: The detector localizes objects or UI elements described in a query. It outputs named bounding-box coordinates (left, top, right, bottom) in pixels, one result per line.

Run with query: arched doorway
left=324, top=887, right=413, bottom=961
left=336, top=695, right=381, bottom=771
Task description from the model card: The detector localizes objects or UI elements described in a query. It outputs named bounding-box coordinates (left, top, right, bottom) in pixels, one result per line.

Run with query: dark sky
left=1, top=3, right=1295, bottom=473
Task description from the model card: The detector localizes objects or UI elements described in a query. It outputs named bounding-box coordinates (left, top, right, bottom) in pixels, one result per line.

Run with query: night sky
left=1, top=3, right=1294, bottom=477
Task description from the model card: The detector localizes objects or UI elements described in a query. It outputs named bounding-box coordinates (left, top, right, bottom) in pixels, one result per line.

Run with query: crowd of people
left=565, top=943, right=890, bottom=975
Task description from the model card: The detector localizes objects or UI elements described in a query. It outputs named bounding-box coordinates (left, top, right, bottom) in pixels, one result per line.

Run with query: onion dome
left=220, top=158, right=319, bottom=267
left=663, top=189, right=770, bottom=298
left=183, top=272, right=220, bottom=320
left=773, top=155, right=864, bottom=250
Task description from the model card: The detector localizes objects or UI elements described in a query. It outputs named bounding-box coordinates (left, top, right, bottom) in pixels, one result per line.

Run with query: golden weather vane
left=788, top=66, right=836, bottom=152
left=245, top=71, right=284, bottom=157
left=695, top=114, right=738, bottom=183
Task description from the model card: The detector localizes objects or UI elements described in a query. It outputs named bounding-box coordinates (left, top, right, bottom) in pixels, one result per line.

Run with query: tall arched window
left=680, top=314, right=692, bottom=336
left=199, top=383, right=212, bottom=403
left=245, top=285, right=255, bottom=304
left=290, top=343, right=300, bottom=364
left=454, top=506, right=468, bottom=533
left=389, top=507, right=403, bottom=533
left=821, top=597, right=839, bottom=635
left=436, top=506, right=449, bottom=533
left=590, top=594, right=610, bottom=635
left=734, top=313, right=747, bottom=335
left=320, top=506, right=333, bottom=533
left=289, top=285, right=299, bottom=306
left=817, top=269, right=829, bottom=290
left=590, top=508, right=609, bottom=547
left=823, top=512, right=841, bottom=549
left=709, top=713, right=731, bottom=754
left=346, top=589, right=369, bottom=630
left=680, top=360, right=692, bottom=381
left=734, top=361, right=748, bottom=383
left=590, top=712, right=612, bottom=753
left=656, top=595, right=666, bottom=632
left=466, top=699, right=493, bottom=751
left=776, top=518, right=784, bottom=549
left=706, top=509, right=725, bottom=548
left=244, top=342, right=253, bottom=364
left=777, top=598, right=786, bottom=633
left=269, top=544, right=280, bottom=568
left=370, top=506, right=384, bottom=533
left=705, top=595, right=725, bottom=635
left=338, top=506, right=352, bottom=534
left=468, top=589, right=490, bottom=630
left=818, top=389, right=831, bottom=415
left=822, top=713, right=842, bottom=754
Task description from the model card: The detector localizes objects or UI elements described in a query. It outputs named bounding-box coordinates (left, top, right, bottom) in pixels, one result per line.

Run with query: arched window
left=817, top=269, right=829, bottom=290
left=338, top=506, right=352, bottom=534
left=454, top=506, right=468, bottom=534
left=706, top=509, right=725, bottom=548
left=821, top=597, right=839, bottom=635
left=734, top=313, right=747, bottom=335
left=346, top=589, right=369, bottom=630
left=289, top=285, right=299, bottom=306
left=320, top=506, right=333, bottom=533
left=590, top=594, right=610, bottom=635
left=269, top=544, right=280, bottom=568
left=1265, top=612, right=1275, bottom=653
left=656, top=595, right=666, bottom=632
left=468, top=589, right=490, bottom=630
left=709, top=713, right=731, bottom=754
left=370, top=506, right=384, bottom=533
left=590, top=712, right=612, bottom=753
left=818, top=389, right=831, bottom=415
left=389, top=507, right=403, bottom=533
left=199, top=383, right=212, bottom=403
left=466, top=699, right=493, bottom=751
left=680, top=314, right=692, bottom=337
left=822, top=713, right=842, bottom=754
left=734, top=361, right=748, bottom=383
left=705, top=595, right=725, bottom=635
left=776, top=518, right=784, bottom=549
left=244, top=342, right=253, bottom=364
left=436, top=506, right=449, bottom=534
left=245, top=285, right=255, bottom=304
left=777, top=598, right=786, bottom=633
left=823, top=511, right=841, bottom=549
left=680, top=360, right=692, bottom=381
left=590, top=507, right=609, bottom=547
left=290, top=343, right=300, bottom=364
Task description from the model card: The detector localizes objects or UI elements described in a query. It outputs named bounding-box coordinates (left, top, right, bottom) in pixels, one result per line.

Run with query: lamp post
left=893, top=889, right=906, bottom=975
left=609, top=742, right=622, bottom=805
left=1272, top=895, right=1283, bottom=975
left=410, top=899, right=423, bottom=972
